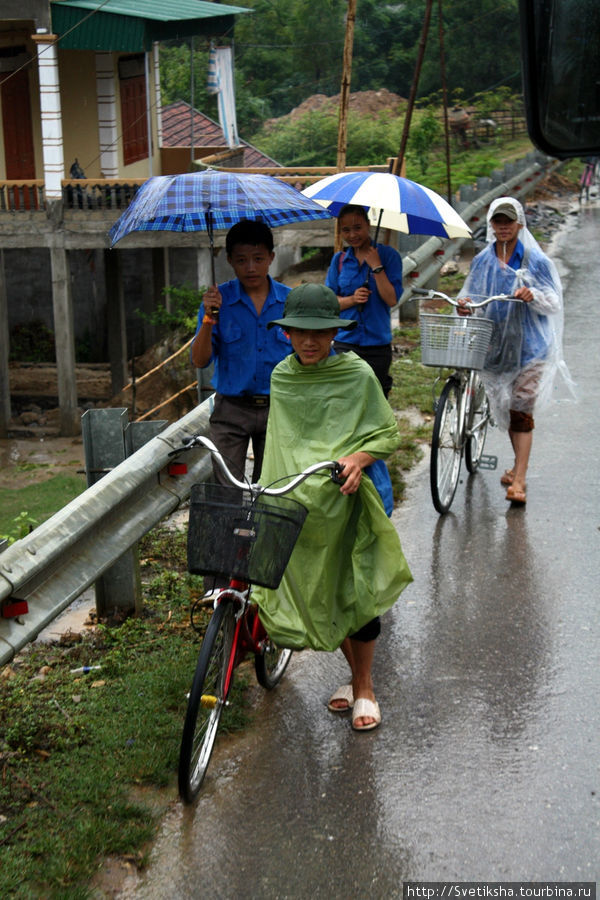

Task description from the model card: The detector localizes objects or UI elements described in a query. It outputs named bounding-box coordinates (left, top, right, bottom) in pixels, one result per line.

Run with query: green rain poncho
left=253, top=351, right=413, bottom=651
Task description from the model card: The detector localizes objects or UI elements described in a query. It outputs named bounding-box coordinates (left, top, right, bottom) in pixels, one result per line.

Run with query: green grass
left=0, top=527, right=252, bottom=897
left=0, top=475, right=86, bottom=542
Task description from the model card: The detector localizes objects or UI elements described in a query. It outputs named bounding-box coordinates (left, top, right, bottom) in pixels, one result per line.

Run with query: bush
left=10, top=321, right=55, bottom=362
left=136, top=284, right=204, bottom=331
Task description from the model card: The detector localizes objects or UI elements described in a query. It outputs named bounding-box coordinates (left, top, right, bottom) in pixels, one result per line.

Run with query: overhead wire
left=0, top=0, right=114, bottom=89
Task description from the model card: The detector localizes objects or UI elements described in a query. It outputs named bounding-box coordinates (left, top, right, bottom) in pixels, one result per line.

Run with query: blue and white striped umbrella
left=303, top=172, right=471, bottom=239
left=109, top=170, right=334, bottom=247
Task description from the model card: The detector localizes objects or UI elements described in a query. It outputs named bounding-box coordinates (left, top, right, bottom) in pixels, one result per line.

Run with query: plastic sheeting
left=459, top=197, right=574, bottom=430
left=252, top=351, right=412, bottom=651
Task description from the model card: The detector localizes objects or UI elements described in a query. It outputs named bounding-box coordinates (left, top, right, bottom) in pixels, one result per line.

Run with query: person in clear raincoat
left=457, top=196, right=572, bottom=505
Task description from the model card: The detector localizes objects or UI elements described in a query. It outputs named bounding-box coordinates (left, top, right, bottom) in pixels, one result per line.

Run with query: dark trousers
left=208, top=393, right=270, bottom=485
left=333, top=342, right=393, bottom=397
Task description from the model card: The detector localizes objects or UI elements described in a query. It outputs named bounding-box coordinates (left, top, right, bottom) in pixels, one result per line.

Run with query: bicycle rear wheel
left=430, top=377, right=462, bottom=514
left=255, top=638, right=292, bottom=690
left=465, top=377, right=490, bottom=473
left=178, top=598, right=236, bottom=802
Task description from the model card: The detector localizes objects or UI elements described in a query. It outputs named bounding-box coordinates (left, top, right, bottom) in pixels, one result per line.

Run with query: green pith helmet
left=268, top=282, right=357, bottom=331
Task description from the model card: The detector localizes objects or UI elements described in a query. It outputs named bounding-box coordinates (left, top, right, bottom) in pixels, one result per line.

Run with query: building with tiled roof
left=161, top=101, right=281, bottom=169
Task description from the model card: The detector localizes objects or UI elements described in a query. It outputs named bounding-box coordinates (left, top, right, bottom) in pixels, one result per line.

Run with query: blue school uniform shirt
left=325, top=242, right=403, bottom=345
left=195, top=276, right=291, bottom=396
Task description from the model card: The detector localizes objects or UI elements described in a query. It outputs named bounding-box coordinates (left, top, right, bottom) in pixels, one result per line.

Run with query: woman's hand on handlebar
left=456, top=297, right=473, bottom=317
left=514, top=286, right=534, bottom=303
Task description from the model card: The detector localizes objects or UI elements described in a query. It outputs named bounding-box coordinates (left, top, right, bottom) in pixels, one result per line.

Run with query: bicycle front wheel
left=430, top=377, right=462, bottom=514
left=465, top=377, right=490, bottom=474
left=178, top=598, right=236, bottom=802
left=255, top=637, right=292, bottom=690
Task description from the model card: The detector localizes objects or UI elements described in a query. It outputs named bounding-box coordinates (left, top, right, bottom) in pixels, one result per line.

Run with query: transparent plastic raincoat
left=252, top=351, right=412, bottom=652
left=459, top=197, right=572, bottom=430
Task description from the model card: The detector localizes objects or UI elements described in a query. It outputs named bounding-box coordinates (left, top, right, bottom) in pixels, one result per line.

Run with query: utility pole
left=336, top=0, right=356, bottom=172
left=335, top=0, right=357, bottom=250
left=392, top=0, right=434, bottom=175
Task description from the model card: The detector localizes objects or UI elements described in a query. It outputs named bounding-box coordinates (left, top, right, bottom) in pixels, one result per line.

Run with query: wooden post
left=336, top=0, right=356, bottom=172
left=438, top=0, right=452, bottom=204
left=392, top=0, right=434, bottom=176
left=335, top=0, right=357, bottom=251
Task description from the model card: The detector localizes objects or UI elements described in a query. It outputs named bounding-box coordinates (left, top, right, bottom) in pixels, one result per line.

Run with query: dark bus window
left=519, top=0, right=600, bottom=158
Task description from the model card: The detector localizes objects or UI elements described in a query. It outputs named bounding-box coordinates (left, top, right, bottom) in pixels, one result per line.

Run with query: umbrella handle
left=373, top=208, right=384, bottom=244
left=205, top=208, right=219, bottom=318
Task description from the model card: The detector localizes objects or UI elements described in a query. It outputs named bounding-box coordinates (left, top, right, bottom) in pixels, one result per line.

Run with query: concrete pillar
left=32, top=32, right=64, bottom=200
left=50, top=247, right=79, bottom=435
left=104, top=250, right=128, bottom=394
left=152, top=246, right=166, bottom=313
left=153, top=42, right=163, bottom=150
left=95, top=52, right=119, bottom=178
left=0, top=251, right=11, bottom=438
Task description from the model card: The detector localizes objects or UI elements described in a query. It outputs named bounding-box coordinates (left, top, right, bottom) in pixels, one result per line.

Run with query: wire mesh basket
left=187, top=483, right=308, bottom=589
left=420, top=313, right=494, bottom=370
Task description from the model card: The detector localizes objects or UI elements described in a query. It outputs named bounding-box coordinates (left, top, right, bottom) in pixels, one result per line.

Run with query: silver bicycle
left=415, top=287, right=517, bottom=514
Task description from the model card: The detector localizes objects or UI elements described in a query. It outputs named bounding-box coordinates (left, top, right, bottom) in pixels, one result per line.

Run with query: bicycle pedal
left=478, top=454, right=498, bottom=470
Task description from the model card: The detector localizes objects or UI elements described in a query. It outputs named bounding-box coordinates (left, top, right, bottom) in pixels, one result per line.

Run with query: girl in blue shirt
left=326, top=204, right=403, bottom=396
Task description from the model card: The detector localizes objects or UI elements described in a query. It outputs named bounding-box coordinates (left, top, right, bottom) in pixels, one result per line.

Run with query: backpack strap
left=337, top=249, right=347, bottom=273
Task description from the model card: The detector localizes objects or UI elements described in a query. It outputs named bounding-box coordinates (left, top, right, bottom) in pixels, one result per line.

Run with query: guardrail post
left=82, top=409, right=167, bottom=621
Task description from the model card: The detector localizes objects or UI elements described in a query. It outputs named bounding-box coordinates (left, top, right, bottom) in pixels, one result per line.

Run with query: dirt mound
left=265, top=89, right=405, bottom=129
left=108, top=330, right=198, bottom=423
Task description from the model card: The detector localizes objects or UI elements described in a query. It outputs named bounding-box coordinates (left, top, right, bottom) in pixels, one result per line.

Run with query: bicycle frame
left=214, top=582, right=273, bottom=696
left=433, top=366, right=486, bottom=441
left=174, top=434, right=342, bottom=800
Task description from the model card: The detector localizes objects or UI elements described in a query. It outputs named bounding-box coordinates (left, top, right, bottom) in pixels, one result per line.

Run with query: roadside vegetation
left=0, top=475, right=86, bottom=544
left=0, top=527, right=256, bottom=897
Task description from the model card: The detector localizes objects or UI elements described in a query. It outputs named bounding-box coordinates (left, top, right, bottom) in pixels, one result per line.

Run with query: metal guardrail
left=0, top=151, right=562, bottom=666
left=0, top=401, right=214, bottom=666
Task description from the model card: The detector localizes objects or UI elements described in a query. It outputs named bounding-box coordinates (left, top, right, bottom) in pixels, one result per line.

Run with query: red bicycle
left=170, top=435, right=341, bottom=802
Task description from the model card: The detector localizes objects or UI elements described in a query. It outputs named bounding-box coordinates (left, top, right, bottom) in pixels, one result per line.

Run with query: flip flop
left=351, top=698, right=381, bottom=731
left=500, top=469, right=515, bottom=486
left=506, top=485, right=526, bottom=505
left=327, top=684, right=354, bottom=713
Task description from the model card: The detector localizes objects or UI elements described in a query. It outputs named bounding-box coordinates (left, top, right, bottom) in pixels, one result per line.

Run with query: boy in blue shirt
left=191, top=220, right=291, bottom=482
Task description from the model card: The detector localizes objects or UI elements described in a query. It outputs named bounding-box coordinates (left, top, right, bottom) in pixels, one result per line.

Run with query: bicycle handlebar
left=168, top=434, right=343, bottom=495
left=411, top=286, right=521, bottom=309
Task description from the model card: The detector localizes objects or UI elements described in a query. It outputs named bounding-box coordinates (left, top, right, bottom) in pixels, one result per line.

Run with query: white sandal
left=327, top=684, right=354, bottom=712
left=352, top=698, right=381, bottom=731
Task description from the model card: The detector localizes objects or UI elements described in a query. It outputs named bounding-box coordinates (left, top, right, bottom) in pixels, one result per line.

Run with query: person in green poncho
left=252, top=283, right=412, bottom=732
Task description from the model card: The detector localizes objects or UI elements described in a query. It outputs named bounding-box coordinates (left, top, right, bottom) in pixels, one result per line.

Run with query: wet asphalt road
left=127, top=208, right=599, bottom=898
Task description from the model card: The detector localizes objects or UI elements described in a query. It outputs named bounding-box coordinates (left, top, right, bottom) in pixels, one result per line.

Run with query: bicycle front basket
left=187, top=483, right=308, bottom=589
left=420, top=313, right=494, bottom=370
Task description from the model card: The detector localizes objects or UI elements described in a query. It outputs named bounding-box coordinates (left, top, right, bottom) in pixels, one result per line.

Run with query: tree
left=416, top=0, right=521, bottom=98
left=233, top=0, right=346, bottom=117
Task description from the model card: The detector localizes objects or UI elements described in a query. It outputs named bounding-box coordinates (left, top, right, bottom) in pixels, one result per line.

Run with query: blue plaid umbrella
left=303, top=171, right=471, bottom=240
left=109, top=170, right=333, bottom=280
